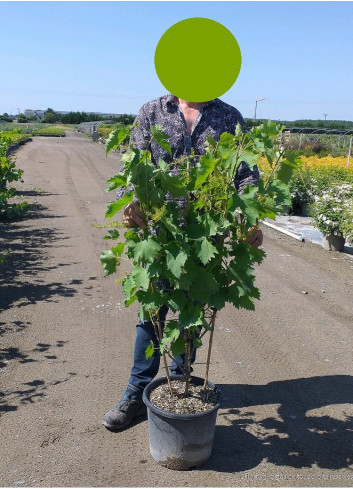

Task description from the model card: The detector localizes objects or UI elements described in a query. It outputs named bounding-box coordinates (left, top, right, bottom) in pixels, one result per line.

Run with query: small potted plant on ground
left=100, top=121, right=300, bottom=469
left=310, top=183, right=353, bottom=251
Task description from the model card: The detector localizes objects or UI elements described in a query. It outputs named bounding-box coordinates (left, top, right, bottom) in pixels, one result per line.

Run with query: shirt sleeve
left=130, top=105, right=151, bottom=150
left=234, top=162, right=260, bottom=195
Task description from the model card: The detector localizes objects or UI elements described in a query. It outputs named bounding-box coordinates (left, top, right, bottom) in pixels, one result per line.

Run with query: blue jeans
left=126, top=304, right=197, bottom=397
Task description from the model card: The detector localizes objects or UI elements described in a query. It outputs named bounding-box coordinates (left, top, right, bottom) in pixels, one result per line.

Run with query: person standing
left=102, top=93, right=263, bottom=431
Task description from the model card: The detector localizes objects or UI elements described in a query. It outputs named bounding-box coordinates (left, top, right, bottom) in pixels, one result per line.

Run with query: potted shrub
left=100, top=121, right=300, bottom=469
left=310, top=183, right=353, bottom=251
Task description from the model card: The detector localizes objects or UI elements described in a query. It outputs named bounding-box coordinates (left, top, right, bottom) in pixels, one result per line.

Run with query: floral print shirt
left=116, top=93, right=259, bottom=201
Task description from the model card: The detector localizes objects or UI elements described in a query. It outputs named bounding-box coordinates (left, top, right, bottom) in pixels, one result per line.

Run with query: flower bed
left=258, top=153, right=353, bottom=242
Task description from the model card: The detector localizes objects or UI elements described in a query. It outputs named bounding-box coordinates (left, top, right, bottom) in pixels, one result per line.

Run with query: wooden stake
left=203, top=309, right=217, bottom=390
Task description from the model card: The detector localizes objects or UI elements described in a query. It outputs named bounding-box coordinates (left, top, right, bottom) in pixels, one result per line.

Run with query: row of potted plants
left=258, top=153, right=353, bottom=250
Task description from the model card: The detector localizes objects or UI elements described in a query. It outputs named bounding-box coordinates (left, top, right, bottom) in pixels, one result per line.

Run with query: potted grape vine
left=100, top=121, right=300, bottom=469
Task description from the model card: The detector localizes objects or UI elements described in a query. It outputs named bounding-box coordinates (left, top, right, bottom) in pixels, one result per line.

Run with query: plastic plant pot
left=142, top=375, right=221, bottom=470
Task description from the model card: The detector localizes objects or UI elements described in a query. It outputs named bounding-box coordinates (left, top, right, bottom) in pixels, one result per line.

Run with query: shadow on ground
left=205, top=375, right=353, bottom=473
left=0, top=203, right=80, bottom=310
left=0, top=340, right=76, bottom=414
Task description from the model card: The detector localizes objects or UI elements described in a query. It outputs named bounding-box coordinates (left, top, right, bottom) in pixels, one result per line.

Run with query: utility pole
left=323, top=113, right=328, bottom=122
left=254, top=97, right=268, bottom=120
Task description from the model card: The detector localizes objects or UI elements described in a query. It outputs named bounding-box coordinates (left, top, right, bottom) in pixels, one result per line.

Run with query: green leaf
left=150, top=125, right=172, bottom=156
left=239, top=186, right=261, bottom=226
left=156, top=172, right=187, bottom=198
left=136, top=290, right=166, bottom=310
left=105, top=125, right=129, bottom=155
left=111, top=242, right=124, bottom=255
left=157, top=158, right=170, bottom=172
left=208, top=288, right=228, bottom=310
left=277, top=154, right=302, bottom=184
left=165, top=241, right=189, bottom=278
left=122, top=273, right=136, bottom=300
left=240, top=152, right=259, bottom=170
left=164, top=320, right=181, bottom=342
left=161, top=215, right=183, bottom=236
left=128, top=236, right=161, bottom=263
left=100, top=250, right=118, bottom=276
left=205, top=135, right=217, bottom=152
left=193, top=337, right=202, bottom=348
left=219, top=132, right=235, bottom=148
left=105, top=174, right=127, bottom=192
left=103, top=229, right=120, bottom=240
left=267, top=179, right=292, bottom=207
left=171, top=336, right=186, bottom=357
left=168, top=289, right=187, bottom=312
left=179, top=304, right=203, bottom=328
left=145, top=340, right=155, bottom=359
left=121, top=148, right=140, bottom=165
left=105, top=192, right=133, bottom=218
left=195, top=154, right=215, bottom=189
left=131, top=265, right=150, bottom=291
left=194, top=237, right=218, bottom=265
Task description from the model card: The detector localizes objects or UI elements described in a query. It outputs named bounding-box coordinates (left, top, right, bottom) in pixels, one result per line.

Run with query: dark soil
left=148, top=380, right=219, bottom=414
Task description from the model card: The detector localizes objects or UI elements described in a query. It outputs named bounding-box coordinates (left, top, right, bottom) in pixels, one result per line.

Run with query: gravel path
left=1, top=132, right=353, bottom=487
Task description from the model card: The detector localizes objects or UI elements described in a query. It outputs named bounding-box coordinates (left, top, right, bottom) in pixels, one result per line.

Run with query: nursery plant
left=101, top=121, right=301, bottom=398
left=0, top=137, right=28, bottom=219
left=310, top=183, right=353, bottom=238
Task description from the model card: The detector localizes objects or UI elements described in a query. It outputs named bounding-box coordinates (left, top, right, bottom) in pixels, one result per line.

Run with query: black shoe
left=102, top=390, right=146, bottom=430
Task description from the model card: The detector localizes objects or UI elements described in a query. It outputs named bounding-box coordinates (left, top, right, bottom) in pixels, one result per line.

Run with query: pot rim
left=142, top=375, right=222, bottom=420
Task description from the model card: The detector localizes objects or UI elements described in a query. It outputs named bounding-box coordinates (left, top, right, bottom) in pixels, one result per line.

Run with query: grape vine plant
left=101, top=121, right=301, bottom=396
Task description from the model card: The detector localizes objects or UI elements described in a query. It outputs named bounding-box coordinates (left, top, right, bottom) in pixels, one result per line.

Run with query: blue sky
left=1, top=1, right=352, bottom=121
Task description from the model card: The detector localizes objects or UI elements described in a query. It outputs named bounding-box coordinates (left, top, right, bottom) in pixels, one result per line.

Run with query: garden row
left=0, top=135, right=28, bottom=223
left=0, top=124, right=66, bottom=145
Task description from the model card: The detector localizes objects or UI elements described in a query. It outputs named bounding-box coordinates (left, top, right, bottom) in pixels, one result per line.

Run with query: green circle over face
left=154, top=17, right=242, bottom=102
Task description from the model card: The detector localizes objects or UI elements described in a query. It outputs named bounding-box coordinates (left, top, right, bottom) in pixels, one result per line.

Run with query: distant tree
left=0, top=113, right=13, bottom=122
left=42, top=110, right=59, bottom=123
left=115, top=114, right=135, bottom=124
left=17, top=113, right=28, bottom=123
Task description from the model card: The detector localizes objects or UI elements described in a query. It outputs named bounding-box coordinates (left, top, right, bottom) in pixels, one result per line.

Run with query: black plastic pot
left=142, top=375, right=221, bottom=470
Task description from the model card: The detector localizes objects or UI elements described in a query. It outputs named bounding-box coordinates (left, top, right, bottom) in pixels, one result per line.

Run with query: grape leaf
left=103, top=229, right=120, bottom=240
left=131, top=265, right=150, bottom=291
left=150, top=125, right=172, bottom=156
left=105, top=192, right=133, bottom=218
left=128, top=236, right=161, bottom=263
left=145, top=340, right=155, bottom=359
left=164, top=320, right=181, bottom=342
left=105, top=125, right=129, bottom=155
left=100, top=250, right=118, bottom=276
left=165, top=241, right=189, bottom=278
left=106, top=174, right=127, bottom=192
left=195, top=154, right=215, bottom=188
left=194, top=236, right=218, bottom=265
left=171, top=336, right=186, bottom=357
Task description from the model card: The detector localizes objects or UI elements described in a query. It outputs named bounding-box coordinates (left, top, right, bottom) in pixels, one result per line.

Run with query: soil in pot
left=149, top=379, right=219, bottom=414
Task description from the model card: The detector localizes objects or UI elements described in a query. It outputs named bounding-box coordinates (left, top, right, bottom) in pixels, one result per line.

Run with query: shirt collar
left=165, top=93, right=217, bottom=108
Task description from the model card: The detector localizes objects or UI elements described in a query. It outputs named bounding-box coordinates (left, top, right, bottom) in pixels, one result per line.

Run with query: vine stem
left=203, top=308, right=217, bottom=391
left=151, top=283, right=174, bottom=395
left=184, top=330, right=192, bottom=395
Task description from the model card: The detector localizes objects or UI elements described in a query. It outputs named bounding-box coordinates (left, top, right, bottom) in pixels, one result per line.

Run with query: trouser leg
left=127, top=305, right=168, bottom=396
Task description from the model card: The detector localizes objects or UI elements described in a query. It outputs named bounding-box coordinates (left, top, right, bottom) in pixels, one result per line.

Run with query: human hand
left=123, top=202, right=146, bottom=228
left=244, top=226, right=263, bottom=248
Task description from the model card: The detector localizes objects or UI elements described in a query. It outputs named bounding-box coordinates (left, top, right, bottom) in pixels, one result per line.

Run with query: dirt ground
left=1, top=132, right=353, bottom=487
